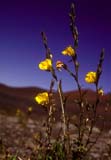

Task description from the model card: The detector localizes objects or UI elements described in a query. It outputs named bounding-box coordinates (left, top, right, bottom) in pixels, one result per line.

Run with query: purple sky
left=0, top=0, right=111, bottom=93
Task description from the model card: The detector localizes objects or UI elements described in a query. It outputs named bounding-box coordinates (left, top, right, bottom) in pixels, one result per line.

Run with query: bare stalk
left=57, top=80, right=66, bottom=137
left=85, top=50, right=105, bottom=149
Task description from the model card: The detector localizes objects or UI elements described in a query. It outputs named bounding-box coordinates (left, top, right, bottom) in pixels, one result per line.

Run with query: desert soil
left=0, top=113, right=111, bottom=160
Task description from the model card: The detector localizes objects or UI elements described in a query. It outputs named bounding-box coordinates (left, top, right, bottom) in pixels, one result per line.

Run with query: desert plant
left=35, top=3, right=105, bottom=160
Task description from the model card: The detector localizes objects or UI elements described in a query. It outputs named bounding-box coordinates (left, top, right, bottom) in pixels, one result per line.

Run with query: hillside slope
left=0, top=83, right=111, bottom=129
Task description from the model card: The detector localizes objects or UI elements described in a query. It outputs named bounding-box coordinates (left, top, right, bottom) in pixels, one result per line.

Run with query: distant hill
left=64, top=89, right=111, bottom=129
left=0, top=83, right=48, bottom=117
left=0, top=83, right=111, bottom=129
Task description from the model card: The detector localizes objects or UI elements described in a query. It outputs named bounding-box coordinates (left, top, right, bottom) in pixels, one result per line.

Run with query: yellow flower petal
left=35, top=92, right=49, bottom=106
left=39, top=59, right=52, bottom=71
left=62, top=46, right=75, bottom=56
left=85, top=71, right=97, bottom=83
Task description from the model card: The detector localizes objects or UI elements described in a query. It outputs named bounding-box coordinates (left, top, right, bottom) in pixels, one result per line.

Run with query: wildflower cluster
left=34, top=3, right=105, bottom=160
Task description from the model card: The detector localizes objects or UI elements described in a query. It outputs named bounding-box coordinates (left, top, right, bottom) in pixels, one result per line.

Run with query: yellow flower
left=35, top=92, right=49, bottom=106
left=85, top=71, right=97, bottom=83
left=28, top=106, right=33, bottom=112
left=62, top=46, right=75, bottom=56
left=39, top=59, right=52, bottom=71
left=16, top=109, right=21, bottom=116
left=56, top=61, right=64, bottom=71
left=98, top=89, right=104, bottom=96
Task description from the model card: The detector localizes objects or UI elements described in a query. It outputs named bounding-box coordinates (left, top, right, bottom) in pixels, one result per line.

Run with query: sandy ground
left=0, top=113, right=111, bottom=160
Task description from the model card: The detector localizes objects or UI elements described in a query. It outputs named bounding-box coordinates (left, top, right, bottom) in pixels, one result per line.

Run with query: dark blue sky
left=0, top=0, right=111, bottom=93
